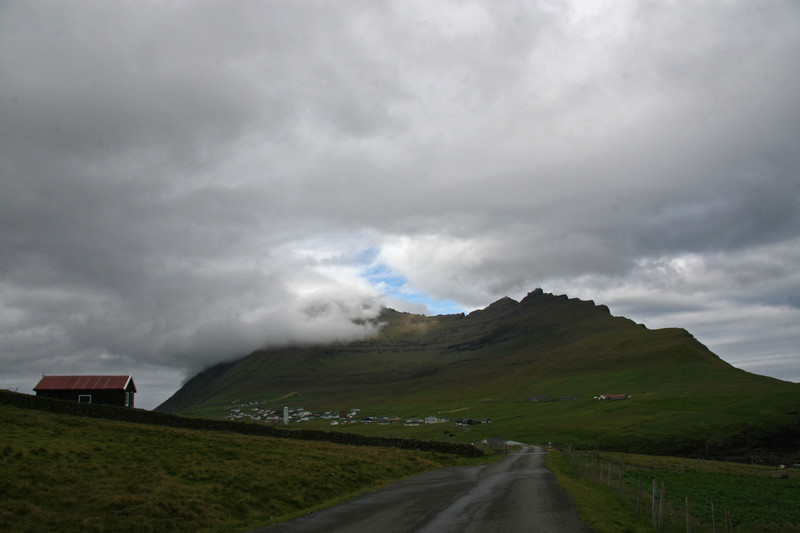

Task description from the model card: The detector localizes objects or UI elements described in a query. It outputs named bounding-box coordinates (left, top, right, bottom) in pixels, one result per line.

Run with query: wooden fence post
left=636, top=475, right=642, bottom=515
left=725, top=509, right=732, bottom=533
left=596, top=455, right=600, bottom=483
left=658, top=481, right=665, bottom=532
left=711, top=496, right=716, bottom=533
left=652, top=479, right=657, bottom=529
left=685, top=495, right=691, bottom=533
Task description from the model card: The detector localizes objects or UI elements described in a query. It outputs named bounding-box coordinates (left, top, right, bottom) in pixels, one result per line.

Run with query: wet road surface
left=253, top=445, right=594, bottom=532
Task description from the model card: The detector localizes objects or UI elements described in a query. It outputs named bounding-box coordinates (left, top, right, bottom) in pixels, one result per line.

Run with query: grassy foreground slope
left=0, top=404, right=478, bottom=533
left=158, top=290, right=800, bottom=457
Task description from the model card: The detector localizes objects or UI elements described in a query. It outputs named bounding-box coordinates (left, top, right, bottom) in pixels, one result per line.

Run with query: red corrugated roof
left=34, top=375, right=136, bottom=392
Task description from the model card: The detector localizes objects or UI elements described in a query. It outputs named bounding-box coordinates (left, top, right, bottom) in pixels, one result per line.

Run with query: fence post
left=636, top=475, right=641, bottom=515
left=658, top=481, right=665, bottom=532
left=619, top=464, right=624, bottom=497
left=652, top=479, right=657, bottom=529
left=596, top=454, right=600, bottom=483
left=685, top=495, right=691, bottom=533
left=711, top=496, right=716, bottom=533
left=725, top=509, right=732, bottom=533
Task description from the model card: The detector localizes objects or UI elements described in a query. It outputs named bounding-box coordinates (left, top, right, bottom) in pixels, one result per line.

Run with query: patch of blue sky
left=363, top=261, right=464, bottom=316
left=363, top=261, right=402, bottom=289
left=398, top=292, right=465, bottom=316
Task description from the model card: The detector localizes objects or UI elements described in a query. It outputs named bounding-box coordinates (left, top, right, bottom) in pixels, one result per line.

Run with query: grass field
left=545, top=452, right=653, bottom=533
left=0, top=404, right=484, bottom=532
left=5, top=398, right=798, bottom=532
left=241, top=384, right=799, bottom=465
left=560, top=450, right=800, bottom=532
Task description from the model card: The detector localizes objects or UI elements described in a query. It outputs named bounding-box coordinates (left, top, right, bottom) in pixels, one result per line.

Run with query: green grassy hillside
left=158, top=290, right=800, bottom=457
left=0, top=403, right=479, bottom=533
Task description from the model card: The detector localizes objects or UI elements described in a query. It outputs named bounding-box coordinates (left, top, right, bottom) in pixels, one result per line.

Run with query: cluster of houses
left=222, top=402, right=469, bottom=427
left=224, top=403, right=328, bottom=423
left=404, top=416, right=450, bottom=426
left=455, top=417, right=492, bottom=426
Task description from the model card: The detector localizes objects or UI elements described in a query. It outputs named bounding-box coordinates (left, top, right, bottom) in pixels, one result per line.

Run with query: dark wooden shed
left=34, top=375, right=136, bottom=407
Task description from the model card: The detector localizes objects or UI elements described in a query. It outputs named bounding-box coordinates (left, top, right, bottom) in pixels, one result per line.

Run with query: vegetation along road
left=255, top=445, right=593, bottom=533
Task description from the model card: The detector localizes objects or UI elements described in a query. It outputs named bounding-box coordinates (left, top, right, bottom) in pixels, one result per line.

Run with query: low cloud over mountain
left=1, top=1, right=798, bottom=407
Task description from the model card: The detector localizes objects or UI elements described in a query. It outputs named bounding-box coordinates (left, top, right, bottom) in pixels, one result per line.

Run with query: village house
left=595, top=393, right=630, bottom=401
left=34, top=375, right=136, bottom=407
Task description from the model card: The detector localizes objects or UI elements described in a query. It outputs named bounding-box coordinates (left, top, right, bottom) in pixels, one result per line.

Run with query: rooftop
left=34, top=375, right=136, bottom=392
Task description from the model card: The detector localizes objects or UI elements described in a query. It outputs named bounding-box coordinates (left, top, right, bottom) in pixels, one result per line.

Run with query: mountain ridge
left=156, top=289, right=799, bottom=456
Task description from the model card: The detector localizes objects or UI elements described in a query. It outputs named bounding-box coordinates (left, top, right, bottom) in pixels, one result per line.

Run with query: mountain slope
left=157, top=290, right=800, bottom=456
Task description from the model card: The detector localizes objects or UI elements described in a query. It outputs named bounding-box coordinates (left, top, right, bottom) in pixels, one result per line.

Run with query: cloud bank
left=1, top=1, right=798, bottom=407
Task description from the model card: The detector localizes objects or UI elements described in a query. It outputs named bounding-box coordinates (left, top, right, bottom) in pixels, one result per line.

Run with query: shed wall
left=35, top=389, right=131, bottom=407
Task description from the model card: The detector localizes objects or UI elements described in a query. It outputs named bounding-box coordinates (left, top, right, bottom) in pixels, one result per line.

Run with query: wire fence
left=560, top=447, right=800, bottom=532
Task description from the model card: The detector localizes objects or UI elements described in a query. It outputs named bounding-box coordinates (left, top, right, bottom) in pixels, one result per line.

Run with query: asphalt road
left=254, top=445, right=594, bottom=533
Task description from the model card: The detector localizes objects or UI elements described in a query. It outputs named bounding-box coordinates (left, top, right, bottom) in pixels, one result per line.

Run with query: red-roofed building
left=34, top=375, right=136, bottom=407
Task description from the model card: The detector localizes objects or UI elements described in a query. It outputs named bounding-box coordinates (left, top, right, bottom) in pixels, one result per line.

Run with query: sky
left=1, top=1, right=798, bottom=410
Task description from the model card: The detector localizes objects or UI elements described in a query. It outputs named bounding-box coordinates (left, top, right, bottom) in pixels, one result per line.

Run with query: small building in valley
left=34, top=375, right=137, bottom=407
left=595, top=393, right=630, bottom=401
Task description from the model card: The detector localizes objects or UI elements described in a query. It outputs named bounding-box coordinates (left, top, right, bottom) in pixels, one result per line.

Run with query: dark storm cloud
left=1, top=1, right=798, bottom=407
